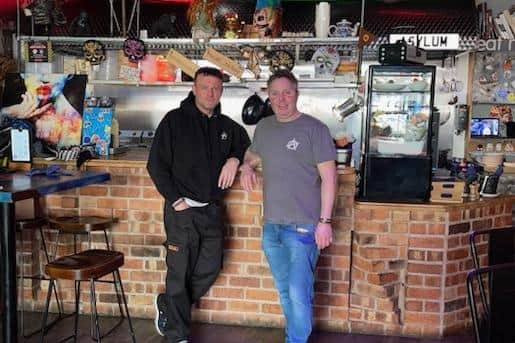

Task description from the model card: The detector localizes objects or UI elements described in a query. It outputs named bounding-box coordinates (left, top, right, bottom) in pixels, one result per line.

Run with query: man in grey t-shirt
left=240, top=70, right=336, bottom=343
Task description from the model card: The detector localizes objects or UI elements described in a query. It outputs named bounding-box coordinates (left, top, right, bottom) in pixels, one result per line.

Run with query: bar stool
left=16, top=206, right=66, bottom=337
left=40, top=249, right=136, bottom=343
left=48, top=216, right=119, bottom=253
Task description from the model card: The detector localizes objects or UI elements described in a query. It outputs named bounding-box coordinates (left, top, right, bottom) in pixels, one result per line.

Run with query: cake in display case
left=358, top=65, right=436, bottom=203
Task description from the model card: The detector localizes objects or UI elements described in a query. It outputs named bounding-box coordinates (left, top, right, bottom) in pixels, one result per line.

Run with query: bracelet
left=319, top=217, right=332, bottom=224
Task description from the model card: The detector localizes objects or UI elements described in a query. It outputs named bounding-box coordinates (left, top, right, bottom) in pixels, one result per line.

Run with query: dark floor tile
left=19, top=312, right=473, bottom=343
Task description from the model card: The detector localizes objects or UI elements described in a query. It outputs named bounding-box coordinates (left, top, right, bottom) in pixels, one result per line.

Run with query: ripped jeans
left=262, top=222, right=319, bottom=343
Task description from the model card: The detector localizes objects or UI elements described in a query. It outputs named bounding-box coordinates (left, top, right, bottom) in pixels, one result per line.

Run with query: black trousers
left=163, top=201, right=224, bottom=342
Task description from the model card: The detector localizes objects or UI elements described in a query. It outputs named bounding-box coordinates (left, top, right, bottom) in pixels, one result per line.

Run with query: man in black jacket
left=147, top=67, right=250, bottom=343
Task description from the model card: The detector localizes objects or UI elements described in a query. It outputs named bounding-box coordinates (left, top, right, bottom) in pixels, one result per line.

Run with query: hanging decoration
left=240, top=46, right=264, bottom=79
left=123, top=37, right=146, bottom=63
left=269, top=50, right=294, bottom=73
left=83, top=40, right=106, bottom=65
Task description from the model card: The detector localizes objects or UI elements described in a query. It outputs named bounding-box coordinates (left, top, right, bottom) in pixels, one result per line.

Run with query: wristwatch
left=319, top=217, right=332, bottom=224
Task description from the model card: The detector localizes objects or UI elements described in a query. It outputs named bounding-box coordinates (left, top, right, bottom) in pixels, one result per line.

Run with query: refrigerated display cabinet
left=358, top=65, right=436, bottom=203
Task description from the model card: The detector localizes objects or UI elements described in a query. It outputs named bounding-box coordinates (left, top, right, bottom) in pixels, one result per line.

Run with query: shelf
left=371, top=90, right=431, bottom=94
left=472, top=102, right=515, bottom=105
left=19, top=35, right=358, bottom=61
left=88, top=79, right=360, bottom=89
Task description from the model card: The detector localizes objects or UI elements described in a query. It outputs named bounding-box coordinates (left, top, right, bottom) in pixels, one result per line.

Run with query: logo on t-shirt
left=286, top=138, right=299, bottom=151
left=220, top=131, right=228, bottom=140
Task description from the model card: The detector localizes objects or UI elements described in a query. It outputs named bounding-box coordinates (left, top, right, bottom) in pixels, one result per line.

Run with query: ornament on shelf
left=150, top=13, right=178, bottom=38
left=187, top=0, right=218, bottom=40
left=69, top=10, right=91, bottom=36
left=311, top=46, right=339, bottom=77
left=223, top=12, right=241, bottom=39
left=253, top=0, right=282, bottom=38
left=26, top=0, right=66, bottom=28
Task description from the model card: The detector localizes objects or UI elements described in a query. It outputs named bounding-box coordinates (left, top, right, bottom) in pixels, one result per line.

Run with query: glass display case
left=358, top=65, right=436, bottom=203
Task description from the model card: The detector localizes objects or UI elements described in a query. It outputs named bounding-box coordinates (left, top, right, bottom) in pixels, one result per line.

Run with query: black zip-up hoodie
left=147, top=92, right=250, bottom=204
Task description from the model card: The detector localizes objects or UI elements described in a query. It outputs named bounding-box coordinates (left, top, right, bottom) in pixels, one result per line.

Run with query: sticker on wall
left=496, top=87, right=508, bottom=99
left=26, top=40, right=53, bottom=62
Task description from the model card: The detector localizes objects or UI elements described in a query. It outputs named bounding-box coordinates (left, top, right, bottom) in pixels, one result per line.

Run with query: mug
left=328, top=20, right=352, bottom=37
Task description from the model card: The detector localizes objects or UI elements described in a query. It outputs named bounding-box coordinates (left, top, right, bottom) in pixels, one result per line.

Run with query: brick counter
left=20, top=157, right=513, bottom=338
left=351, top=198, right=513, bottom=337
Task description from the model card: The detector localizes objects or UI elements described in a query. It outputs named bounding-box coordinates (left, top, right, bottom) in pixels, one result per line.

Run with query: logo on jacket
left=220, top=131, right=228, bottom=140
left=286, top=138, right=299, bottom=151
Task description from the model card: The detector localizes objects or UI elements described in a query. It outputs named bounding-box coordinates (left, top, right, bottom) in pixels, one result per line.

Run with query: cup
left=315, top=2, right=330, bottom=38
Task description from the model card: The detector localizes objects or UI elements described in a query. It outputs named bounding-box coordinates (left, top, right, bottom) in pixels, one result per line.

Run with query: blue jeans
left=262, top=223, right=319, bottom=343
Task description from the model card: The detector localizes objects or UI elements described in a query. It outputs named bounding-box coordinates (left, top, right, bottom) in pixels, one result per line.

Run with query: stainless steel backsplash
left=91, top=83, right=359, bottom=141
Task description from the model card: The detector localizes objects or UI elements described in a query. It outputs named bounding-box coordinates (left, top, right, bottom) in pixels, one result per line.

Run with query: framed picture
left=1, top=73, right=87, bottom=149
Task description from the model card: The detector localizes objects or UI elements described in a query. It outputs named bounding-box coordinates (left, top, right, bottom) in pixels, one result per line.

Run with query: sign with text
left=27, top=40, right=51, bottom=62
left=389, top=33, right=460, bottom=50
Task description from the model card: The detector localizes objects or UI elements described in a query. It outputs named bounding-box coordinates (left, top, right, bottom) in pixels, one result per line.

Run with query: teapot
left=328, top=19, right=353, bottom=37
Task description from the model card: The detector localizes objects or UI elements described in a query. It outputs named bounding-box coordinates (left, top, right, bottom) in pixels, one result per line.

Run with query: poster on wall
left=473, top=52, right=515, bottom=104
left=1, top=73, right=87, bottom=148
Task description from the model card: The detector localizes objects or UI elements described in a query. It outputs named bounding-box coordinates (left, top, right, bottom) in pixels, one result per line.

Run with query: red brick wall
left=19, top=164, right=513, bottom=338
left=21, top=165, right=355, bottom=330
left=352, top=199, right=512, bottom=337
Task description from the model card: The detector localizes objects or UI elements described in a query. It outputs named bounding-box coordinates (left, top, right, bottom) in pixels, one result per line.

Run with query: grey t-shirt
left=250, top=114, right=336, bottom=225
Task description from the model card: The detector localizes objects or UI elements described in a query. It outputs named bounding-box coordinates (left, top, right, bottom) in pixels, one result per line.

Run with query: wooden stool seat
left=45, top=249, right=124, bottom=281
left=49, top=216, right=118, bottom=233
left=41, top=249, right=136, bottom=342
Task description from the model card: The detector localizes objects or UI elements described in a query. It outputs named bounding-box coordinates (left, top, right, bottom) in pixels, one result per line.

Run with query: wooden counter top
left=34, top=148, right=357, bottom=174
left=355, top=194, right=514, bottom=209
left=33, top=148, right=149, bottom=168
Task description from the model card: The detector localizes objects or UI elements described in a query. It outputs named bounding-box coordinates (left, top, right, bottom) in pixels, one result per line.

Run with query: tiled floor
left=21, top=312, right=474, bottom=343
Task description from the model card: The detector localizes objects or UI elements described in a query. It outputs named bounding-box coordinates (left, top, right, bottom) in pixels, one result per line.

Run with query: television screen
left=470, top=118, right=499, bottom=137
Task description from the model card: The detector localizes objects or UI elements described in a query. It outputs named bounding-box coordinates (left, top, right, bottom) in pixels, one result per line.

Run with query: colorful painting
left=82, top=106, right=113, bottom=156
left=1, top=73, right=87, bottom=148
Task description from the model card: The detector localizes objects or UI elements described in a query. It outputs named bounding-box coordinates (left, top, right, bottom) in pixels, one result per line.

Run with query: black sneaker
left=154, top=293, right=168, bottom=336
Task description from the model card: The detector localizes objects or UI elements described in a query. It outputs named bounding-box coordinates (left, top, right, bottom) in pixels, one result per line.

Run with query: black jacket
left=147, top=92, right=250, bottom=204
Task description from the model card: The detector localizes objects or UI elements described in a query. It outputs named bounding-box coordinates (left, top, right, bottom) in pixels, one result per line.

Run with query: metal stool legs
left=40, top=269, right=136, bottom=342
left=18, top=224, right=64, bottom=338
left=115, top=269, right=136, bottom=343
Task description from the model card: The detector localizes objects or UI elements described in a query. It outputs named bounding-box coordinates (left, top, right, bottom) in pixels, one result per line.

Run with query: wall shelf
left=88, top=79, right=360, bottom=89
left=19, top=35, right=358, bottom=61
left=472, top=102, right=515, bottom=105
